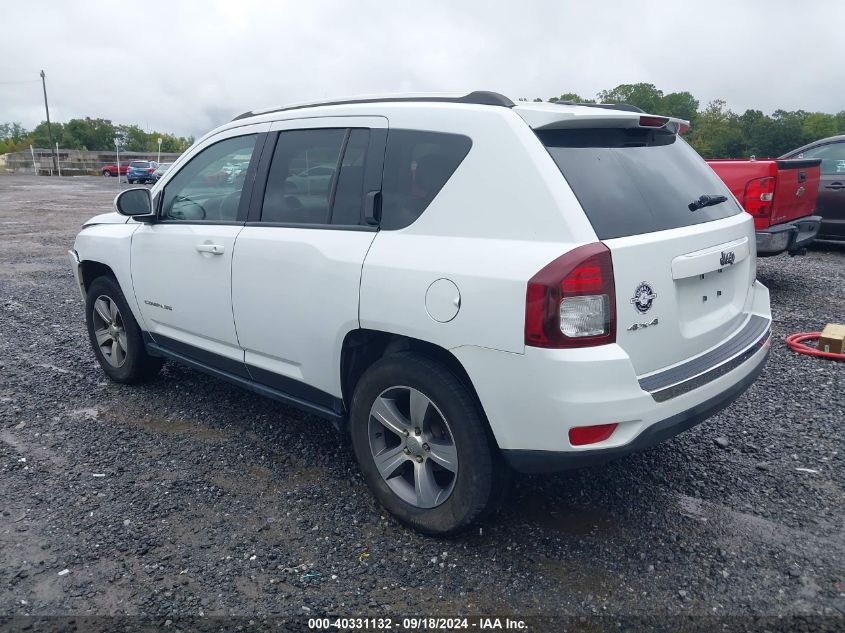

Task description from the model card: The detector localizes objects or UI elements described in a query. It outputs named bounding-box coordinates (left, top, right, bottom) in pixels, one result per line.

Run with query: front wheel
left=85, top=275, right=163, bottom=383
left=350, top=353, right=500, bottom=535
left=102, top=170, right=112, bottom=177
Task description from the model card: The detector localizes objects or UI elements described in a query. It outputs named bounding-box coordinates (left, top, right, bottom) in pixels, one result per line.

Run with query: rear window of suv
left=537, top=128, right=743, bottom=240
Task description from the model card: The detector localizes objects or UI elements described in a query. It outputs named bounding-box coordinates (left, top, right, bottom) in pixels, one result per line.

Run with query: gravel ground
left=1, top=175, right=843, bottom=625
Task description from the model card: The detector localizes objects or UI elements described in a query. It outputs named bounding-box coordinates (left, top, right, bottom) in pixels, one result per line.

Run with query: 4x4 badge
left=630, top=282, right=657, bottom=314
left=628, top=318, right=659, bottom=331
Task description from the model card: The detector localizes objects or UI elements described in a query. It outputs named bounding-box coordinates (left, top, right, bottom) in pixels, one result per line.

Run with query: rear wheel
left=102, top=170, right=112, bottom=177
left=350, top=352, right=499, bottom=535
left=85, top=276, right=163, bottom=383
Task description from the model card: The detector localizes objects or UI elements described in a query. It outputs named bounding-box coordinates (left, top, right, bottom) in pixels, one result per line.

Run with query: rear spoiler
left=554, top=101, right=644, bottom=113
left=514, top=103, right=689, bottom=135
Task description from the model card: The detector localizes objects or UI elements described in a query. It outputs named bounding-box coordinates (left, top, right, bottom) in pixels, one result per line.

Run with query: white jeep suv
left=70, top=92, right=772, bottom=535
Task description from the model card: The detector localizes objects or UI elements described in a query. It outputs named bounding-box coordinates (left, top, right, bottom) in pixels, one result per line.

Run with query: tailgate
left=607, top=214, right=756, bottom=374
left=537, top=121, right=758, bottom=375
left=770, top=159, right=821, bottom=225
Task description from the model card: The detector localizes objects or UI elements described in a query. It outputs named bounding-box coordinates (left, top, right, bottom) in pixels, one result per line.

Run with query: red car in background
left=101, top=164, right=129, bottom=177
left=707, top=157, right=821, bottom=256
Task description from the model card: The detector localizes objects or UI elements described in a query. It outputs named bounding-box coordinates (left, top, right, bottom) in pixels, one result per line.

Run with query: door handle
left=825, top=183, right=845, bottom=190
left=195, top=243, right=225, bottom=255
left=363, top=190, right=381, bottom=225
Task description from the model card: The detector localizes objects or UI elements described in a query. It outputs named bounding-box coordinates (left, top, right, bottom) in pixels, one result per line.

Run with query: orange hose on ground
left=786, top=332, right=845, bottom=361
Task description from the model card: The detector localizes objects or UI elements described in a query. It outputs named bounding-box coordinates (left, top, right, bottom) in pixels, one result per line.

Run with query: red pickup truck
left=706, top=158, right=822, bottom=256
left=101, top=164, right=129, bottom=177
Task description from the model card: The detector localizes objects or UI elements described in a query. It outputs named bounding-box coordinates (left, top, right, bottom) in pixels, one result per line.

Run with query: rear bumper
left=756, top=215, right=821, bottom=256
left=453, top=281, right=772, bottom=474
left=503, top=340, right=769, bottom=473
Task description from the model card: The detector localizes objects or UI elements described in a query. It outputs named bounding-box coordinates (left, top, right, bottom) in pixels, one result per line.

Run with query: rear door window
left=261, top=129, right=346, bottom=225
left=330, top=129, right=370, bottom=225
left=260, top=128, right=376, bottom=226
left=537, top=128, right=743, bottom=240
left=380, top=130, right=472, bottom=230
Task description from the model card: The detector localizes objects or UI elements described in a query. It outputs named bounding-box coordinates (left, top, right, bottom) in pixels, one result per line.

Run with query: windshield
left=537, top=128, right=743, bottom=240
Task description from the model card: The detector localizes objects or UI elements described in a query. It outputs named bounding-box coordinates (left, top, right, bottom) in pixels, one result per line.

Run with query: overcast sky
left=2, top=0, right=843, bottom=138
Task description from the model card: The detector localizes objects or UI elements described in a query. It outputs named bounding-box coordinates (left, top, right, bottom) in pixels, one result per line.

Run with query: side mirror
left=114, top=187, right=154, bottom=220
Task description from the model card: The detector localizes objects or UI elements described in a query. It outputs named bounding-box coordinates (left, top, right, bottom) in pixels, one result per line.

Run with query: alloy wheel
left=92, top=295, right=127, bottom=367
left=367, top=386, right=458, bottom=509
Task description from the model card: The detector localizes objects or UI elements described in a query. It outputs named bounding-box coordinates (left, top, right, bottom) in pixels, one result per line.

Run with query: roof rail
left=554, top=101, right=645, bottom=113
left=231, top=91, right=515, bottom=121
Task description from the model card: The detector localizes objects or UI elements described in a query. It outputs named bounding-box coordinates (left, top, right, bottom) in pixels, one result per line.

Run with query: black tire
left=103, top=170, right=112, bottom=177
left=350, top=352, right=499, bottom=536
left=127, top=179, right=135, bottom=184
left=85, top=275, right=163, bottom=383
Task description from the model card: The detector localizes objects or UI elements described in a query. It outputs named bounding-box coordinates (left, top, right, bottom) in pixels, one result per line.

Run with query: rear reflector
left=639, top=115, right=669, bottom=128
left=569, top=423, right=618, bottom=446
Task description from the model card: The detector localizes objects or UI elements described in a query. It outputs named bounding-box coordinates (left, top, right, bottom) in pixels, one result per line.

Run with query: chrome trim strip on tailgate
left=639, top=315, right=771, bottom=402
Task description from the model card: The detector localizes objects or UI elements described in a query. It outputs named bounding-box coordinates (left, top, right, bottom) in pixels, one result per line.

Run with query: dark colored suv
left=781, top=135, right=845, bottom=241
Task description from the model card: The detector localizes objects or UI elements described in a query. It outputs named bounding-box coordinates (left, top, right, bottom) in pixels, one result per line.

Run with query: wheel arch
left=339, top=329, right=497, bottom=445
left=76, top=250, right=148, bottom=332
left=79, top=259, right=117, bottom=293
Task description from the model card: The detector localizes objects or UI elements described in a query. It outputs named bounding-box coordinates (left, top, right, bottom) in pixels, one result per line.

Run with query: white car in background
left=69, top=91, right=772, bottom=535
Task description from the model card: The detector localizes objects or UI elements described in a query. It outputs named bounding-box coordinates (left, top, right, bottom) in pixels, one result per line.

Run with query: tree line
left=3, top=84, right=844, bottom=158
left=0, top=118, right=194, bottom=155
left=528, top=83, right=844, bottom=158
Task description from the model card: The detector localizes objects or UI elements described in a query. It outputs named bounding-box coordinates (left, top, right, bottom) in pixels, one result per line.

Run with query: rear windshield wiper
left=688, top=194, right=728, bottom=211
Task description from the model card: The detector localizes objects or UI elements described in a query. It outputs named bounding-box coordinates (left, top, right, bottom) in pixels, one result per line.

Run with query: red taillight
left=569, top=423, right=618, bottom=446
left=639, top=115, right=669, bottom=128
left=742, top=176, right=775, bottom=218
left=147, top=167, right=154, bottom=173
left=525, top=243, right=616, bottom=349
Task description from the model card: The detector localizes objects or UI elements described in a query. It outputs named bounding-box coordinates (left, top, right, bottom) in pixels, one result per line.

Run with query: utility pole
left=40, top=70, right=58, bottom=175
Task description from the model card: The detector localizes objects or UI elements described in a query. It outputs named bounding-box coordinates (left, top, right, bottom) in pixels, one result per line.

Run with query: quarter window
left=160, top=134, right=257, bottom=222
left=379, top=130, right=472, bottom=230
